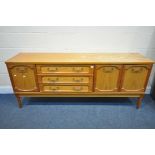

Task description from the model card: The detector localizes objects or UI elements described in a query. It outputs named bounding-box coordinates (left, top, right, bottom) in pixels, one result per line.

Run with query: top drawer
left=37, top=65, right=94, bottom=74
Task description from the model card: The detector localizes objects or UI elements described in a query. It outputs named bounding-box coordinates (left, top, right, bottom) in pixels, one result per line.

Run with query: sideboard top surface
left=5, top=53, right=154, bottom=64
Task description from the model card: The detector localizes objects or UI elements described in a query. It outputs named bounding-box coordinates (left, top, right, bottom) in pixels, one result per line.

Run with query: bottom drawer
left=40, top=85, right=90, bottom=92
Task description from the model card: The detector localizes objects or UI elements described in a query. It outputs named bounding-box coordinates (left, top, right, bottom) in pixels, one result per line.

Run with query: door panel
left=9, top=65, right=38, bottom=92
left=121, top=65, right=151, bottom=92
left=95, top=65, right=121, bottom=92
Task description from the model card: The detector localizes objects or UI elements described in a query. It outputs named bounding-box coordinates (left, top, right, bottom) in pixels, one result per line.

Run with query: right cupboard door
left=121, top=65, right=152, bottom=92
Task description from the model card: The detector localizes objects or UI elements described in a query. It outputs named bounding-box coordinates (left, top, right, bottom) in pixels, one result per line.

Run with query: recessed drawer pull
left=102, top=67, right=114, bottom=73
left=72, top=67, right=83, bottom=72
left=73, top=86, right=83, bottom=91
left=47, top=67, right=58, bottom=72
left=73, top=78, right=83, bottom=82
left=48, top=77, right=59, bottom=82
left=131, top=68, right=143, bottom=73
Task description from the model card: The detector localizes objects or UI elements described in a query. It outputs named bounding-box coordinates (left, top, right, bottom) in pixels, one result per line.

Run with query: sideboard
left=5, top=53, right=154, bottom=108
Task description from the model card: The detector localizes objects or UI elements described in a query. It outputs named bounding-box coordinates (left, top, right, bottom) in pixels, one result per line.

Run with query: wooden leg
left=15, top=95, right=23, bottom=108
left=136, top=95, right=144, bottom=109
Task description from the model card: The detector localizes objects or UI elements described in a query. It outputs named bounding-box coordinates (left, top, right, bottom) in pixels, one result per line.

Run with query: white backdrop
left=0, top=26, right=155, bottom=93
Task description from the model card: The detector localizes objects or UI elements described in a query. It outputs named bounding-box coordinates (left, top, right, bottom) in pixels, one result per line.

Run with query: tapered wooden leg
left=15, top=95, right=23, bottom=108
left=136, top=95, right=144, bottom=109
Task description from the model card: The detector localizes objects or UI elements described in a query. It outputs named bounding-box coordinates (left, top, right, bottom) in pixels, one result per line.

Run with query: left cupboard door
left=8, top=65, right=38, bottom=92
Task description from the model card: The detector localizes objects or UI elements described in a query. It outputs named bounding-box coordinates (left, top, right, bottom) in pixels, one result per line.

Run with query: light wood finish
left=95, top=65, right=122, bottom=92
left=15, top=95, right=23, bottom=108
left=136, top=95, right=144, bottom=109
left=8, top=65, right=38, bottom=92
left=6, top=53, right=154, bottom=64
left=39, top=76, right=90, bottom=84
left=121, top=65, right=152, bottom=92
left=18, top=94, right=141, bottom=97
left=40, top=85, right=90, bottom=92
left=15, top=91, right=145, bottom=95
left=5, top=53, right=154, bottom=108
left=37, top=65, right=93, bottom=74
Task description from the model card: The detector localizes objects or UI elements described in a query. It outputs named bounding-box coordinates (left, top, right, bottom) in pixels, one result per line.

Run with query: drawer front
left=37, top=65, right=93, bottom=74
left=39, top=76, right=90, bottom=84
left=40, top=85, right=90, bottom=92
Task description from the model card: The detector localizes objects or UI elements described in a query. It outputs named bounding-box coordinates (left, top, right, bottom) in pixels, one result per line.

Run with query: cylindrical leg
left=136, top=95, right=144, bottom=109
left=15, top=95, right=23, bottom=108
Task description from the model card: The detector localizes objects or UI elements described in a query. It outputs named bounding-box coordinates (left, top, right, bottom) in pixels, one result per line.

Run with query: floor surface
left=0, top=94, right=155, bottom=129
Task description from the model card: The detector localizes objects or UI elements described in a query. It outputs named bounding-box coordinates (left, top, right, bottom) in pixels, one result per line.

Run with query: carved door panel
left=121, top=65, right=151, bottom=92
left=9, top=65, right=38, bottom=92
left=95, top=65, right=122, bottom=92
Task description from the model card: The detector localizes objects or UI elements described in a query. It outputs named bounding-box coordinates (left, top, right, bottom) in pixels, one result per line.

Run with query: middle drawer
left=38, top=76, right=91, bottom=84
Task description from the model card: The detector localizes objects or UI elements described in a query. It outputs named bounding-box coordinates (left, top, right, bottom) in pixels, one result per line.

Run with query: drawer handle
left=73, top=86, right=83, bottom=91
left=73, top=67, right=83, bottom=72
left=47, top=67, right=58, bottom=72
left=48, top=77, right=59, bottom=82
left=49, top=86, right=59, bottom=91
left=131, top=68, right=143, bottom=73
left=102, top=67, right=114, bottom=73
left=73, top=78, right=83, bottom=82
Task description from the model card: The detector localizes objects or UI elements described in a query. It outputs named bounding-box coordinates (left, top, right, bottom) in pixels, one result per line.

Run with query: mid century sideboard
left=5, top=53, right=154, bottom=108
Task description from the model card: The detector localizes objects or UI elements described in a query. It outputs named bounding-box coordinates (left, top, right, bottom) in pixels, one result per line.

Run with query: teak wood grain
left=37, top=65, right=93, bottom=74
left=40, top=85, right=90, bottom=93
left=5, top=53, right=154, bottom=108
left=95, top=65, right=122, bottom=92
left=121, top=65, right=152, bottom=92
left=6, top=53, right=154, bottom=64
left=38, top=76, right=91, bottom=84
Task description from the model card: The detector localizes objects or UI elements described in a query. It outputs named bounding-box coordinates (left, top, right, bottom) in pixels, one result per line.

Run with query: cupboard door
left=9, top=65, right=38, bottom=92
left=121, top=65, right=151, bottom=92
left=95, top=65, right=121, bottom=92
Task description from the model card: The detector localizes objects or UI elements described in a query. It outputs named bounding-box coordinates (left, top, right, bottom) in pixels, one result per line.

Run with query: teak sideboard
left=5, top=53, right=154, bottom=108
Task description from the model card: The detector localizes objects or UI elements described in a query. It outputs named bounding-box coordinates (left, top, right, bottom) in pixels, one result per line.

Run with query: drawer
left=40, top=85, right=90, bottom=92
left=37, top=65, right=94, bottom=74
left=38, top=76, right=90, bottom=84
